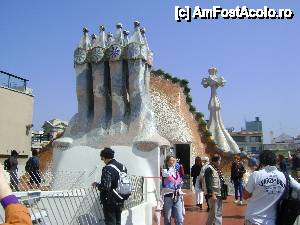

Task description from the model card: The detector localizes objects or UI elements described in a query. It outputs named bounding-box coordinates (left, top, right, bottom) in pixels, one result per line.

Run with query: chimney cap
left=116, top=23, right=123, bottom=29
left=82, top=27, right=89, bottom=33
left=140, top=27, right=146, bottom=34
left=99, top=25, right=105, bottom=31
left=134, top=21, right=140, bottom=27
left=123, top=30, right=130, bottom=36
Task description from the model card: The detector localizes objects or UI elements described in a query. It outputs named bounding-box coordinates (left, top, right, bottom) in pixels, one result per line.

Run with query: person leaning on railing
left=0, top=167, right=32, bottom=225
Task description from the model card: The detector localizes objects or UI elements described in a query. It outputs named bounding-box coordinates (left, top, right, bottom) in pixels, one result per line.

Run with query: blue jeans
left=206, top=197, right=223, bottom=225
left=233, top=179, right=243, bottom=201
left=164, top=196, right=183, bottom=225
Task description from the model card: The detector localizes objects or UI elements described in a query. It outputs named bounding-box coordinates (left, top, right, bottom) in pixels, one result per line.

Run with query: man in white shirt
left=200, top=156, right=210, bottom=211
left=244, top=150, right=300, bottom=225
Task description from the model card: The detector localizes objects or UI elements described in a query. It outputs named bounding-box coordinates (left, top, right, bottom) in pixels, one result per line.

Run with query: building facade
left=264, top=133, right=300, bottom=156
left=246, top=116, right=262, bottom=132
left=230, top=131, right=263, bottom=154
left=0, top=71, right=34, bottom=157
left=229, top=117, right=263, bottom=154
left=42, top=119, right=68, bottom=140
left=31, top=119, right=68, bottom=150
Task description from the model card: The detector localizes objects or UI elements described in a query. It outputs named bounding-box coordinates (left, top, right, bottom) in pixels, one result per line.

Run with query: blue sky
left=1, top=0, right=299, bottom=143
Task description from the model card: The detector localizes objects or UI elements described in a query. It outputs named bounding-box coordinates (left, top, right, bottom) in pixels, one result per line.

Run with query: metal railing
left=32, top=134, right=51, bottom=144
left=0, top=189, right=104, bottom=225
left=0, top=70, right=30, bottom=93
left=1, top=169, right=144, bottom=225
left=7, top=170, right=86, bottom=191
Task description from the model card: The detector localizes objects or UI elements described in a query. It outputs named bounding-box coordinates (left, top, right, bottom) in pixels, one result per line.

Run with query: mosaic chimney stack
left=108, top=23, right=127, bottom=134
left=73, top=27, right=93, bottom=134
left=127, top=21, right=155, bottom=136
left=66, top=21, right=165, bottom=149
left=90, top=26, right=108, bottom=131
left=52, top=22, right=168, bottom=209
left=202, top=67, right=240, bottom=154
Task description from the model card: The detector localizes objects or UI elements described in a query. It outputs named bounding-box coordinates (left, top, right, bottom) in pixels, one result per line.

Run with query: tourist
left=8, top=150, right=19, bottom=191
left=244, top=157, right=258, bottom=184
left=27, top=149, right=41, bottom=189
left=230, top=155, right=245, bottom=205
left=278, top=154, right=288, bottom=173
left=92, top=147, right=128, bottom=225
left=288, top=149, right=300, bottom=179
left=176, top=158, right=185, bottom=177
left=199, top=156, right=210, bottom=211
left=203, top=154, right=224, bottom=225
left=0, top=166, right=32, bottom=224
left=248, top=157, right=258, bottom=172
left=191, top=156, right=203, bottom=208
left=161, top=155, right=184, bottom=225
left=244, top=150, right=300, bottom=225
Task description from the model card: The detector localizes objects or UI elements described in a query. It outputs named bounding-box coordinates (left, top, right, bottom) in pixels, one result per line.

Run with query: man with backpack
left=244, top=150, right=300, bottom=225
left=26, top=149, right=41, bottom=189
left=4, top=150, right=19, bottom=191
left=92, top=147, right=131, bottom=225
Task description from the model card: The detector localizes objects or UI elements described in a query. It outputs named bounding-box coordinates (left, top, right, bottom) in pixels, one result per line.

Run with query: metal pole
left=7, top=75, right=10, bottom=88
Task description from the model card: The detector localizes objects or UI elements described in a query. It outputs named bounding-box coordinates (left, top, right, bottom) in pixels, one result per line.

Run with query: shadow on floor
left=223, top=215, right=245, bottom=219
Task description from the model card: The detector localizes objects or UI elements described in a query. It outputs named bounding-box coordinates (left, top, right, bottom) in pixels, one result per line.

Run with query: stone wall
left=0, top=87, right=33, bottom=156
left=150, top=74, right=208, bottom=159
left=150, top=74, right=237, bottom=175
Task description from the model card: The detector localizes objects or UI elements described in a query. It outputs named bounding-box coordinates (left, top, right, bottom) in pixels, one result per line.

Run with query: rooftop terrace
left=0, top=70, right=32, bottom=95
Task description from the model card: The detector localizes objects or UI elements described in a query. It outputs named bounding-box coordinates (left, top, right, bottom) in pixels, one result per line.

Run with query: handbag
left=276, top=173, right=300, bottom=225
left=221, top=183, right=228, bottom=200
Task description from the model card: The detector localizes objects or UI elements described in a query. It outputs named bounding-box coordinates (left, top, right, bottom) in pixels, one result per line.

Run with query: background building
left=42, top=119, right=68, bottom=140
left=229, top=117, right=263, bottom=155
left=264, top=133, right=300, bottom=156
left=0, top=71, right=33, bottom=157
left=31, top=119, right=68, bottom=150
left=31, top=130, right=50, bottom=151
left=246, top=116, right=262, bottom=132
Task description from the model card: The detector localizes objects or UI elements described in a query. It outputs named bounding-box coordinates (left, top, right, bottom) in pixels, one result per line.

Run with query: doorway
left=175, top=144, right=190, bottom=175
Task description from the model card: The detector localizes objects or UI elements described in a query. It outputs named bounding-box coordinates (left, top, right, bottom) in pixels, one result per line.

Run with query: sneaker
left=239, top=201, right=243, bottom=205
left=234, top=200, right=239, bottom=204
left=199, top=204, right=203, bottom=209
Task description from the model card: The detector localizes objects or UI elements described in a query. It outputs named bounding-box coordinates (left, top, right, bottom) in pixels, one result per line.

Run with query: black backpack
left=25, top=157, right=33, bottom=172
left=276, top=173, right=300, bottom=225
left=293, top=155, right=300, bottom=169
left=4, top=158, right=11, bottom=171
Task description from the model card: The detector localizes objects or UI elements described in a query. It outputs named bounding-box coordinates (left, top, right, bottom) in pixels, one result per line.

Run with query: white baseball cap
left=201, top=156, right=209, bottom=162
